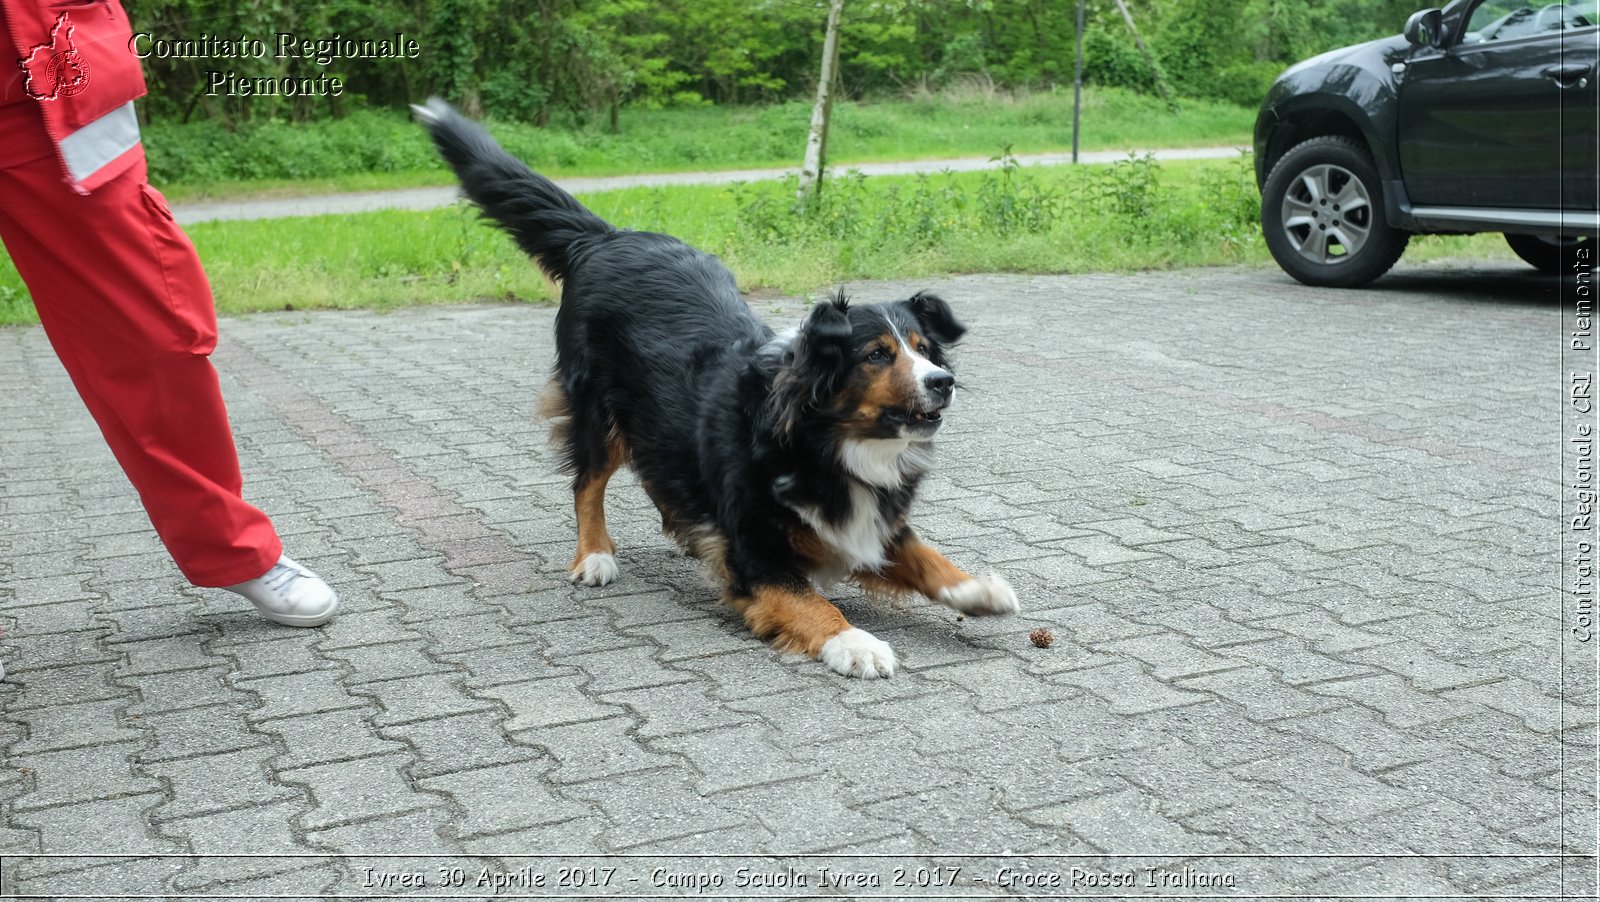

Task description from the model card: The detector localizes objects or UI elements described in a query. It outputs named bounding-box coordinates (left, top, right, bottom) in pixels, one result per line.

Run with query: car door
left=1398, top=0, right=1598, bottom=210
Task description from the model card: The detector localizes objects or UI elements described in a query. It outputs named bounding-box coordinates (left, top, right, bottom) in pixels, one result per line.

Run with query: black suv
left=1255, top=0, right=1598, bottom=286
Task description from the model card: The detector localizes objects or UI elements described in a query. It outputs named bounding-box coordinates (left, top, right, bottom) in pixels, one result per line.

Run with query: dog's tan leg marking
left=569, top=436, right=625, bottom=586
left=859, top=536, right=1020, bottom=616
left=732, top=586, right=895, bottom=678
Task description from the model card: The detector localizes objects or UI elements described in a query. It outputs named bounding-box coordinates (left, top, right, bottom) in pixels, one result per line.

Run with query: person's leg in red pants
left=0, top=105, right=337, bottom=658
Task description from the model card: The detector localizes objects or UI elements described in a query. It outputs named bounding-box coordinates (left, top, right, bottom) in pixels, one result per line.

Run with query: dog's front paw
left=938, top=575, right=1019, bottom=616
left=570, top=552, right=619, bottom=587
left=819, top=627, right=897, bottom=679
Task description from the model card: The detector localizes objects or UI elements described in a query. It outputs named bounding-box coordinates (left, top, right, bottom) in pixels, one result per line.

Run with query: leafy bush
left=728, top=147, right=1252, bottom=270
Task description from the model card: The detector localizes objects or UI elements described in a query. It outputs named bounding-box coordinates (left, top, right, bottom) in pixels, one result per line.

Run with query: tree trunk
left=1112, top=0, right=1173, bottom=104
left=797, top=0, right=846, bottom=203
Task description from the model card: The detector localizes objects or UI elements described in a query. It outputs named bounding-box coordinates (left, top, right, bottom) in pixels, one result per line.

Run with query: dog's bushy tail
left=412, top=97, right=612, bottom=283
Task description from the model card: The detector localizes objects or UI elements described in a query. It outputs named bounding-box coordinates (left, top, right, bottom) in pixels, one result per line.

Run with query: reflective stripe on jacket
left=0, top=0, right=146, bottom=192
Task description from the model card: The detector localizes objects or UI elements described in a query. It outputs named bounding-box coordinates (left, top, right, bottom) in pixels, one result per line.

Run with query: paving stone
left=1342, top=795, right=1523, bottom=853
left=1173, top=666, right=1348, bottom=723
left=1273, top=706, right=1456, bottom=774
left=122, top=666, right=240, bottom=716
left=353, top=671, right=497, bottom=727
left=10, top=698, right=144, bottom=754
left=1304, top=674, right=1483, bottom=728
left=1251, top=609, right=1403, bottom=653
left=846, top=691, right=1020, bottom=756
left=1088, top=739, right=1262, bottom=819
left=322, top=638, right=455, bottom=683
left=1094, top=634, right=1245, bottom=681
left=1046, top=661, right=1210, bottom=714
left=1231, top=748, right=1428, bottom=824
left=9, top=793, right=180, bottom=875
left=135, top=703, right=269, bottom=763
left=1022, top=787, right=1235, bottom=854
left=146, top=745, right=302, bottom=819
left=162, top=799, right=312, bottom=889
left=10, top=741, right=159, bottom=810
left=238, top=669, right=367, bottom=722
left=417, top=760, right=593, bottom=836
left=279, top=752, right=443, bottom=831
left=310, top=609, right=423, bottom=651
left=99, top=600, right=214, bottom=643
left=114, top=635, right=222, bottom=676
left=476, top=674, right=625, bottom=732
left=443, top=642, right=567, bottom=688
left=1379, top=750, right=1562, bottom=828
left=4, top=661, right=123, bottom=711
left=265, top=707, right=410, bottom=770
left=651, top=722, right=822, bottom=795
left=410, top=611, right=535, bottom=654
left=306, top=807, right=459, bottom=856
left=714, top=780, right=902, bottom=853
left=559, top=644, right=697, bottom=694
left=1411, top=713, right=1564, bottom=779
left=174, top=859, right=339, bottom=896
left=577, top=588, right=705, bottom=629
left=11, top=855, right=189, bottom=898
left=377, top=711, right=541, bottom=779
left=1214, top=636, right=1377, bottom=686
left=600, top=681, right=756, bottom=739
left=536, top=716, right=677, bottom=784
left=1446, top=678, right=1598, bottom=734
left=873, top=782, right=1064, bottom=849
left=0, top=630, right=117, bottom=673
left=219, top=633, right=341, bottom=680
left=456, top=818, right=610, bottom=854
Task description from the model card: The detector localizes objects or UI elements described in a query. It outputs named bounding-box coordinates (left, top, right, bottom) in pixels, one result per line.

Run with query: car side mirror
left=1404, top=8, right=1444, bottom=46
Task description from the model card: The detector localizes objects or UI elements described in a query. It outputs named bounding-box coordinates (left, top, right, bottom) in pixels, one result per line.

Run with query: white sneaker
left=225, top=555, right=339, bottom=627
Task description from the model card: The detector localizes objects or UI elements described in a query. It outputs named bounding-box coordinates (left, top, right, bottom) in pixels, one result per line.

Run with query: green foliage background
left=130, top=0, right=1419, bottom=125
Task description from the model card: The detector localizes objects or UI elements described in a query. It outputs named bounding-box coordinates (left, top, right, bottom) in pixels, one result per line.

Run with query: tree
left=798, top=0, right=846, bottom=203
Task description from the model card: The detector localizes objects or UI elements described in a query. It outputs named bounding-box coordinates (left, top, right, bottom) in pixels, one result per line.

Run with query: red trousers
left=0, top=102, right=281, bottom=587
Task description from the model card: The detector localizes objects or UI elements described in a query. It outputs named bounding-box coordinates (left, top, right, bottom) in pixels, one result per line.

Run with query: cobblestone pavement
left=1, top=262, right=1595, bottom=899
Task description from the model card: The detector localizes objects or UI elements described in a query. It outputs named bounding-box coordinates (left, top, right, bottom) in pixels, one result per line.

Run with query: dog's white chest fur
left=792, top=482, right=895, bottom=586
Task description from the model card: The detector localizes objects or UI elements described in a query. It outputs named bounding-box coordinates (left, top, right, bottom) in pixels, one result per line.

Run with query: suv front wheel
left=1262, top=136, right=1410, bottom=287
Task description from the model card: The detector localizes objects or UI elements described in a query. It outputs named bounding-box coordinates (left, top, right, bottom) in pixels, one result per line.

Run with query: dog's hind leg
left=569, top=433, right=625, bottom=586
left=732, top=585, right=896, bottom=679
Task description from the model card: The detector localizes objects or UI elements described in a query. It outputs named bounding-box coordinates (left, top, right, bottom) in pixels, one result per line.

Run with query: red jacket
left=1, top=0, right=147, bottom=192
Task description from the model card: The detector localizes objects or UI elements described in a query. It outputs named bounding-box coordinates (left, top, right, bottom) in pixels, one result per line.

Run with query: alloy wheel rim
left=1281, top=163, right=1374, bottom=265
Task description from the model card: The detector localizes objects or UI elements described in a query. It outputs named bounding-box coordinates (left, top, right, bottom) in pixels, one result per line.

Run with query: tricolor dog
left=415, top=99, right=1019, bottom=677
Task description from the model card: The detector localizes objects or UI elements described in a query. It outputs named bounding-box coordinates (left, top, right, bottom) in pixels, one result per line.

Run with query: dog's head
left=768, top=290, right=967, bottom=454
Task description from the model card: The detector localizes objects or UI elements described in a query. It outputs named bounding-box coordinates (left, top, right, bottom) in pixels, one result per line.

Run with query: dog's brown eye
left=867, top=348, right=891, bottom=364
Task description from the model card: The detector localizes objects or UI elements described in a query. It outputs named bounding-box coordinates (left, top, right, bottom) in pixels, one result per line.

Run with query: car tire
left=1261, top=136, right=1409, bottom=288
left=1504, top=233, right=1594, bottom=274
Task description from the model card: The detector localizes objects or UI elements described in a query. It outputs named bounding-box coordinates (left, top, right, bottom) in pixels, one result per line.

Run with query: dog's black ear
left=768, top=292, right=853, bottom=440
left=907, top=291, right=966, bottom=345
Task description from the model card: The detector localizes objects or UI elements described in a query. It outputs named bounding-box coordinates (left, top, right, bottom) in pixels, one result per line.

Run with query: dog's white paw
left=819, top=627, right=897, bottom=679
left=938, top=575, right=1020, bottom=616
left=570, top=552, right=619, bottom=587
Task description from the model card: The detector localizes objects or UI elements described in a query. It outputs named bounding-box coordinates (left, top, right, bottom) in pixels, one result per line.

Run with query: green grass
left=0, top=155, right=1517, bottom=328
left=148, top=87, right=1255, bottom=202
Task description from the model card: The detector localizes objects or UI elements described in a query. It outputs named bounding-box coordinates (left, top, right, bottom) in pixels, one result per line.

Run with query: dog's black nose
left=925, top=371, right=954, bottom=395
